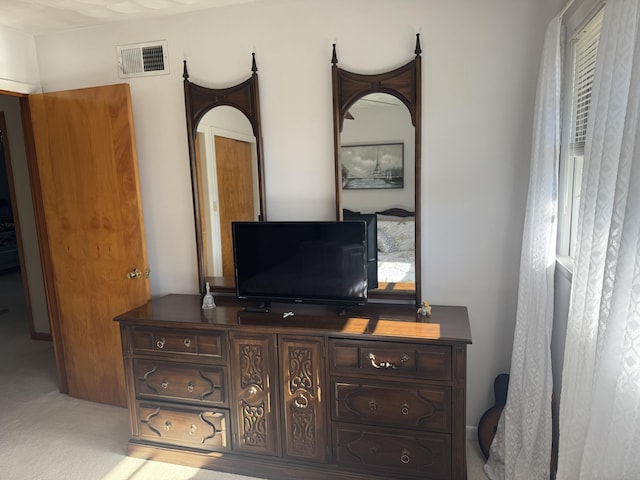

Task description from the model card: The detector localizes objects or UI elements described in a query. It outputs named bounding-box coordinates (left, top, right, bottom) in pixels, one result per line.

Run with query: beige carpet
left=0, top=270, right=488, bottom=480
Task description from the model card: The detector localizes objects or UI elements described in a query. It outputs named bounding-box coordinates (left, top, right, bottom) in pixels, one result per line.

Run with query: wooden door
left=280, top=335, right=328, bottom=463
left=214, top=136, right=254, bottom=277
left=28, top=84, right=150, bottom=407
left=230, top=332, right=281, bottom=456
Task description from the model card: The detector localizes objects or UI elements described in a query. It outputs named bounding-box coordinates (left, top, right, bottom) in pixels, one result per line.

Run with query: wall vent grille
left=116, top=40, right=169, bottom=78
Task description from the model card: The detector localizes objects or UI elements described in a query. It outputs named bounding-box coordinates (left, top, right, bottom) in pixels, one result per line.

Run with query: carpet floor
left=0, top=270, right=488, bottom=480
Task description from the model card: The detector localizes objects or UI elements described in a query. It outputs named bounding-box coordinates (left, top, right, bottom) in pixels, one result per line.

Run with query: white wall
left=0, top=25, right=41, bottom=93
left=30, top=0, right=563, bottom=424
left=341, top=103, right=415, bottom=213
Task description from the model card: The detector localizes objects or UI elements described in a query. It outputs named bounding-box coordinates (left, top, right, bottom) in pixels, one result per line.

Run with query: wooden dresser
left=115, top=294, right=472, bottom=480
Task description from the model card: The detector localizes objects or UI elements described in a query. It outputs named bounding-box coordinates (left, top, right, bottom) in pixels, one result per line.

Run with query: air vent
left=116, top=40, right=169, bottom=78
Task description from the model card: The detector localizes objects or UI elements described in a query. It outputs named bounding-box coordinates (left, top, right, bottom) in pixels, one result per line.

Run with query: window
left=558, top=4, right=605, bottom=262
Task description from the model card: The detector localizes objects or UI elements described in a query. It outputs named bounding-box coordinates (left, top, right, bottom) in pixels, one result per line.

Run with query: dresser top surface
left=115, top=294, right=472, bottom=344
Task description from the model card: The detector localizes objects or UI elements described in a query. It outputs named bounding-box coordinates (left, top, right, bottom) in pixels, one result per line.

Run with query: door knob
left=127, top=268, right=142, bottom=279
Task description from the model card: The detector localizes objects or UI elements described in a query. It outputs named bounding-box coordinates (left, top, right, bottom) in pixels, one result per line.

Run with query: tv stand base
left=243, top=302, right=270, bottom=313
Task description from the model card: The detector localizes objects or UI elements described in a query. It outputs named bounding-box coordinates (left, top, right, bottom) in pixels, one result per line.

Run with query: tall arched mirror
left=332, top=35, right=421, bottom=304
left=184, top=56, right=266, bottom=295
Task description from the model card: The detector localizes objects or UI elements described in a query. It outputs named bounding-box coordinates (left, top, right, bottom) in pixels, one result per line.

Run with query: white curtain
left=484, top=15, right=561, bottom=480
left=557, top=0, right=640, bottom=478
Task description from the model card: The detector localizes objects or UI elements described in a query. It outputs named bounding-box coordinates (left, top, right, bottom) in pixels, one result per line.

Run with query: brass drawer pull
left=183, top=338, right=192, bottom=348
left=164, top=420, right=172, bottom=431
left=369, top=399, right=377, bottom=411
left=401, top=403, right=409, bottom=415
left=187, top=382, right=195, bottom=393
left=189, top=424, right=198, bottom=436
left=400, top=450, right=411, bottom=464
left=156, top=338, right=166, bottom=349
left=161, top=379, right=169, bottom=389
left=368, top=352, right=408, bottom=369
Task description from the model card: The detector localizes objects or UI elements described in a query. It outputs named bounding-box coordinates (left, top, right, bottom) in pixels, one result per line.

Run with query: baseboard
left=31, top=331, right=52, bottom=341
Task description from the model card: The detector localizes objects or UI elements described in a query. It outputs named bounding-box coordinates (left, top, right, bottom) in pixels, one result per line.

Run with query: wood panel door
left=280, top=335, right=328, bottom=463
left=28, top=84, right=150, bottom=407
left=214, top=136, right=254, bottom=277
left=230, top=332, right=281, bottom=456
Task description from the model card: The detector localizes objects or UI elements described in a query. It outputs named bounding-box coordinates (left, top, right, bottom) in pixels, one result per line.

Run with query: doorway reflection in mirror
left=196, top=106, right=259, bottom=279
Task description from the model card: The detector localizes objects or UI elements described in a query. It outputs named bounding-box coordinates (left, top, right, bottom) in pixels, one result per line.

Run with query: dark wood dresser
left=115, top=294, right=472, bottom=480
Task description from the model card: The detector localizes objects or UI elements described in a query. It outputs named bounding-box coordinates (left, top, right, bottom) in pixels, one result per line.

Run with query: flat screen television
left=233, top=221, right=368, bottom=307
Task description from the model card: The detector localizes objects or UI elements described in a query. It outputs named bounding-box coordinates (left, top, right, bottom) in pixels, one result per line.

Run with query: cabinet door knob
left=249, top=386, right=258, bottom=396
left=294, top=393, right=309, bottom=409
left=400, top=450, right=411, bottom=464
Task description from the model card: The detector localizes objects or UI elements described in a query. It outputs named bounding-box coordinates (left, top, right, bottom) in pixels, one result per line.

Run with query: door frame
left=0, top=91, right=53, bottom=345
left=0, top=109, right=39, bottom=334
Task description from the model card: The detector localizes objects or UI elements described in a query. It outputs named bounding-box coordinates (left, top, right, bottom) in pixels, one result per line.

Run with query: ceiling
left=0, top=0, right=268, bottom=36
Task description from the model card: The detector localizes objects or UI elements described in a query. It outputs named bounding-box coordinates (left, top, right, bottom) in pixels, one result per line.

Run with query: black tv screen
left=233, top=221, right=368, bottom=306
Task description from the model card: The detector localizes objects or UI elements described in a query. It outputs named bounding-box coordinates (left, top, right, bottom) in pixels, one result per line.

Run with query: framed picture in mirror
left=341, top=143, right=404, bottom=190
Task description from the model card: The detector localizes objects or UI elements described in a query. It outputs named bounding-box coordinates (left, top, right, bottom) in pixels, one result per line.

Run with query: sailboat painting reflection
left=341, top=143, right=404, bottom=189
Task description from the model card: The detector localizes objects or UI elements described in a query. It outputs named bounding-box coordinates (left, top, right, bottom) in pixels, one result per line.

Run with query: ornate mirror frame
left=183, top=55, right=267, bottom=295
left=331, top=35, right=421, bottom=304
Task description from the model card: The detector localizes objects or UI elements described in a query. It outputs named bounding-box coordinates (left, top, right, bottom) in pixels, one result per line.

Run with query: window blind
left=572, top=7, right=605, bottom=155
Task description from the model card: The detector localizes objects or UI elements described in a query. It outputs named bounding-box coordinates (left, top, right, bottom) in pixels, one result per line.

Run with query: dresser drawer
left=134, top=359, right=227, bottom=406
left=334, top=424, right=451, bottom=479
left=136, top=401, right=230, bottom=451
left=329, top=340, right=451, bottom=382
left=132, top=328, right=226, bottom=361
left=333, top=379, right=451, bottom=432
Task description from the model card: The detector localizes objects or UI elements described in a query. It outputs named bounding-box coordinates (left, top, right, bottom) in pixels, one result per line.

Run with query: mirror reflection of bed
left=344, top=207, right=414, bottom=292
left=337, top=86, right=417, bottom=298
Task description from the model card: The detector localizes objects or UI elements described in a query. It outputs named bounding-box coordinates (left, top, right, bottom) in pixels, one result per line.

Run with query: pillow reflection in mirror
left=377, top=229, right=399, bottom=253
left=378, top=220, right=415, bottom=252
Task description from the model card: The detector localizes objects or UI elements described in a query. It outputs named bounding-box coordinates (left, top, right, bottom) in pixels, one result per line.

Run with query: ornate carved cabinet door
left=230, top=332, right=281, bottom=456
left=280, top=336, right=328, bottom=463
